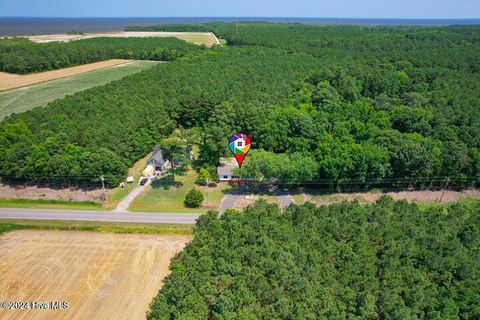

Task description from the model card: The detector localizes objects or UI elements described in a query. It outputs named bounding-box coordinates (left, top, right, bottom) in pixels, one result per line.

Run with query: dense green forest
left=1, top=23, right=479, bottom=188
left=0, top=37, right=202, bottom=73
left=0, top=47, right=320, bottom=186
left=148, top=198, right=480, bottom=319
left=129, top=23, right=480, bottom=69
left=197, top=24, right=480, bottom=188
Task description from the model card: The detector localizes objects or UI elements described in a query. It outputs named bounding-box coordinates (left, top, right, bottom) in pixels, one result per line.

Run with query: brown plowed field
left=0, top=230, right=191, bottom=320
left=0, top=59, right=132, bottom=91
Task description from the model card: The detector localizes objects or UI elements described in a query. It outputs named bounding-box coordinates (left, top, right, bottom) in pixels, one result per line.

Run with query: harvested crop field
left=0, top=59, right=132, bottom=91
left=0, top=230, right=191, bottom=320
left=27, top=31, right=220, bottom=47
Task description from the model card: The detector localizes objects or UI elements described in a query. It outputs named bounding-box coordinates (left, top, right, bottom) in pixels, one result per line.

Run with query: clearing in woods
left=0, top=59, right=134, bottom=92
left=0, top=230, right=191, bottom=320
left=27, top=31, right=220, bottom=47
left=0, top=60, right=159, bottom=120
left=130, top=168, right=231, bottom=214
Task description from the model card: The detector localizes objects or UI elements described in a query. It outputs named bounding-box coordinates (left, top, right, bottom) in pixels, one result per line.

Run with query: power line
left=0, top=174, right=477, bottom=183
left=237, top=176, right=478, bottom=184
left=0, top=175, right=99, bottom=179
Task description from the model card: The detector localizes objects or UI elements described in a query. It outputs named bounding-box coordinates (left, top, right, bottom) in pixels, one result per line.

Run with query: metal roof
left=147, top=145, right=167, bottom=166
left=217, top=164, right=237, bottom=176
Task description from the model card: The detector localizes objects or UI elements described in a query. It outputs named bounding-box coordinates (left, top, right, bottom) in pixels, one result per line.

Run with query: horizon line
left=1, top=16, right=480, bottom=20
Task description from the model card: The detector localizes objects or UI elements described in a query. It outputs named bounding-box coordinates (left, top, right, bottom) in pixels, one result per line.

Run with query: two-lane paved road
left=0, top=208, right=200, bottom=224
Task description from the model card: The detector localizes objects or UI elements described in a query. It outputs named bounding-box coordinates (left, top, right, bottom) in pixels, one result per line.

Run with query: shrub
left=184, top=188, right=204, bottom=208
left=195, top=168, right=210, bottom=186
left=207, top=166, right=220, bottom=183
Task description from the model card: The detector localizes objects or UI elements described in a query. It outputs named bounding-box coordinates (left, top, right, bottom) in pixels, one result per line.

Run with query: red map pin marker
left=229, top=133, right=251, bottom=168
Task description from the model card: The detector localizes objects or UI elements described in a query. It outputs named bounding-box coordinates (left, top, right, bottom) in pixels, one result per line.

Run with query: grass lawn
left=0, top=60, right=159, bottom=120
left=104, top=152, right=153, bottom=210
left=257, top=194, right=279, bottom=204
left=0, top=219, right=193, bottom=235
left=291, top=193, right=305, bottom=205
left=306, top=192, right=360, bottom=204
left=130, top=168, right=231, bottom=213
left=0, top=198, right=104, bottom=211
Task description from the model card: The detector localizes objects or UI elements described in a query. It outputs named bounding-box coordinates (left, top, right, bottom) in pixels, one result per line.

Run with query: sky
left=1, top=0, right=479, bottom=19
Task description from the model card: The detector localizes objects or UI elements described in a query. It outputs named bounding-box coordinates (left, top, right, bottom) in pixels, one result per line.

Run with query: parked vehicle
left=139, top=177, right=149, bottom=186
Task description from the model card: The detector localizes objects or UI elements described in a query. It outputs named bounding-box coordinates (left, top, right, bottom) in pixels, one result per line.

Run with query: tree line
left=148, top=198, right=480, bottom=319
left=0, top=37, right=202, bottom=74
left=126, top=24, right=212, bottom=32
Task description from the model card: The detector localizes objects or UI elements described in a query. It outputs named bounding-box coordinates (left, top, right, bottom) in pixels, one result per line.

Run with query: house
left=144, top=145, right=170, bottom=177
left=217, top=164, right=240, bottom=181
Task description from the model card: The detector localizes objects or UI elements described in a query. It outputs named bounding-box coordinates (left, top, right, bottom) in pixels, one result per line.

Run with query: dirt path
left=219, top=189, right=243, bottom=213
left=219, top=189, right=283, bottom=213
left=0, top=230, right=191, bottom=320
left=0, top=59, right=132, bottom=91
left=277, top=191, right=294, bottom=209
left=218, top=188, right=480, bottom=212
left=210, top=32, right=221, bottom=45
left=305, top=189, right=480, bottom=205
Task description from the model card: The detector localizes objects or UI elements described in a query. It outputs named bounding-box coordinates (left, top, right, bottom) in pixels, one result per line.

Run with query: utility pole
left=236, top=15, right=239, bottom=34
left=439, top=178, right=450, bottom=202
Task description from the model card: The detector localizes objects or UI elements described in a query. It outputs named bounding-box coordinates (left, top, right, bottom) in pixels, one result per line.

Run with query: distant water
left=1, top=17, right=480, bottom=36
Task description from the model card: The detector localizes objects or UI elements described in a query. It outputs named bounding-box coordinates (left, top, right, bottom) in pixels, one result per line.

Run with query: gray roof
left=147, top=145, right=167, bottom=166
left=217, top=164, right=237, bottom=176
